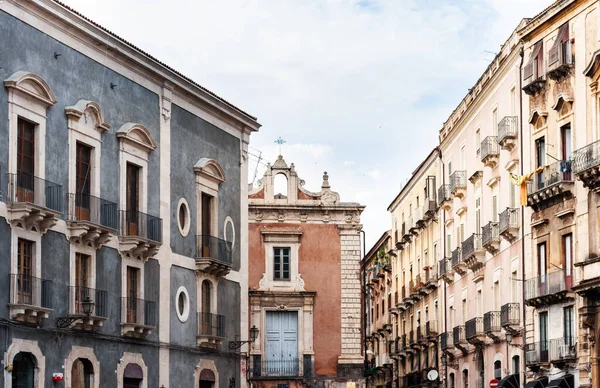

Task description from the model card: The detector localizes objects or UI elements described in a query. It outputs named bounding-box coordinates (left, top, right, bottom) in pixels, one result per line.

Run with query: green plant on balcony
left=377, top=249, right=392, bottom=273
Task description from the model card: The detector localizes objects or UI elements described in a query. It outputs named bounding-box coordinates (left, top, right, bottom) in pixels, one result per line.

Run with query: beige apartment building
left=519, top=2, right=599, bottom=388
left=437, top=19, right=526, bottom=388
left=363, top=231, right=395, bottom=385
left=387, top=149, right=442, bottom=388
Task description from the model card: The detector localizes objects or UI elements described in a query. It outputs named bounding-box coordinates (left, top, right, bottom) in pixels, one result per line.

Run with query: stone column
left=338, top=225, right=364, bottom=376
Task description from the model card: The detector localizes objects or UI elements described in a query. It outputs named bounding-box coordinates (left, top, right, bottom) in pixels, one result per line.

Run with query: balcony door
left=201, top=193, right=212, bottom=257
left=75, top=253, right=90, bottom=314
left=126, top=267, right=138, bottom=324
left=16, top=118, right=35, bottom=203
left=17, top=239, right=33, bottom=305
left=266, top=311, right=298, bottom=376
left=563, top=234, right=573, bottom=289
left=536, top=137, right=546, bottom=189
left=201, top=280, right=212, bottom=335
left=538, top=242, right=547, bottom=295
left=539, top=311, right=549, bottom=362
left=126, top=163, right=139, bottom=236
left=75, top=143, right=92, bottom=221
left=12, top=352, right=35, bottom=388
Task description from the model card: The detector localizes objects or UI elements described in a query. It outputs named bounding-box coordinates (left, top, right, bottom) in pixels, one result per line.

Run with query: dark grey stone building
left=0, top=1, right=260, bottom=387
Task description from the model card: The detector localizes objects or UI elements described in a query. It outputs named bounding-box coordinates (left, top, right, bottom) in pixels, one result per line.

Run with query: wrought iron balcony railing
left=9, top=273, right=53, bottom=308
left=549, top=337, right=576, bottom=361
left=483, top=311, right=500, bottom=333
left=499, top=208, right=519, bottom=235
left=453, top=325, right=466, bottom=345
left=524, top=270, right=569, bottom=303
left=69, top=286, right=108, bottom=317
left=572, top=139, right=600, bottom=175
left=250, top=358, right=301, bottom=378
left=440, top=332, right=453, bottom=350
left=500, top=303, right=520, bottom=327
left=481, top=136, right=499, bottom=162
left=426, top=320, right=438, bottom=338
left=7, top=172, right=63, bottom=212
left=437, top=184, right=452, bottom=207
left=465, top=317, right=484, bottom=340
left=119, top=210, right=163, bottom=243
left=121, top=297, right=157, bottom=327
left=68, top=192, right=118, bottom=229
left=482, top=221, right=499, bottom=247
left=449, top=171, right=467, bottom=194
left=198, top=312, right=226, bottom=338
left=451, top=248, right=462, bottom=268
left=498, top=116, right=518, bottom=145
left=527, top=160, right=572, bottom=194
left=526, top=341, right=549, bottom=364
left=461, top=234, right=482, bottom=260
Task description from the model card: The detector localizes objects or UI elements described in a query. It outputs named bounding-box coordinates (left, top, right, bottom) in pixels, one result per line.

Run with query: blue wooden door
left=266, top=311, right=298, bottom=376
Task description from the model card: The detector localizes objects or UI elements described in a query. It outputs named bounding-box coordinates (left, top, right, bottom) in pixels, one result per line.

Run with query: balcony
left=409, top=279, right=421, bottom=301
left=527, top=161, right=574, bottom=210
left=438, top=184, right=452, bottom=211
left=549, top=337, right=576, bottom=364
left=423, top=199, right=437, bottom=220
left=424, top=265, right=438, bottom=290
left=439, top=257, right=454, bottom=282
left=401, top=285, right=412, bottom=309
left=440, top=332, right=453, bottom=351
left=417, top=326, right=426, bottom=344
left=461, top=234, right=485, bottom=272
left=118, top=210, right=163, bottom=261
left=483, top=311, right=501, bottom=341
left=547, top=41, right=573, bottom=81
left=481, top=136, right=500, bottom=168
left=402, top=222, right=412, bottom=243
left=526, top=341, right=549, bottom=367
left=449, top=171, right=467, bottom=199
left=66, top=286, right=108, bottom=330
left=453, top=325, right=468, bottom=353
left=451, top=248, right=467, bottom=275
left=499, top=208, right=519, bottom=242
left=572, top=139, right=600, bottom=192
left=525, top=270, right=573, bottom=307
left=500, top=303, right=521, bottom=336
left=194, top=235, right=233, bottom=277
left=426, top=320, right=438, bottom=341
left=465, top=317, right=486, bottom=344
left=120, top=297, right=156, bottom=337
left=409, top=330, right=419, bottom=349
left=249, top=358, right=302, bottom=378
left=416, top=274, right=427, bottom=297
left=197, top=312, right=226, bottom=348
left=9, top=274, right=53, bottom=325
left=6, top=172, right=63, bottom=233
left=523, top=60, right=546, bottom=96
left=482, top=222, right=500, bottom=254
left=397, top=334, right=408, bottom=356
left=67, top=192, right=118, bottom=248
left=498, top=116, right=518, bottom=151
left=409, top=216, right=419, bottom=235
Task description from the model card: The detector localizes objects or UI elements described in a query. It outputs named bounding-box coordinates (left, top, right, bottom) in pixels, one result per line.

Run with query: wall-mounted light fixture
left=229, top=325, right=259, bottom=350
left=55, top=296, right=94, bottom=328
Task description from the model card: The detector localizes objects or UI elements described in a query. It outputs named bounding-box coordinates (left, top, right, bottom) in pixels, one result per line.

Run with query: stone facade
left=248, top=156, right=365, bottom=386
left=0, top=1, right=260, bottom=387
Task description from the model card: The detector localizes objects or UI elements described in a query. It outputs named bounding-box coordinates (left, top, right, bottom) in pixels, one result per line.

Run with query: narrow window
left=17, top=118, right=36, bottom=202
left=535, top=137, right=546, bottom=189
left=492, top=195, right=498, bottom=222
left=126, top=163, right=140, bottom=236
left=476, top=129, right=481, bottom=155
left=126, top=266, right=139, bottom=323
left=17, top=239, right=34, bottom=305
left=539, top=311, right=549, bottom=362
left=561, top=123, right=572, bottom=161
left=563, top=234, right=573, bottom=289
left=492, top=108, right=498, bottom=135
left=463, top=369, right=469, bottom=388
left=201, top=193, right=213, bottom=256
left=512, top=355, right=520, bottom=375
left=75, top=253, right=90, bottom=314
left=494, top=361, right=502, bottom=379
left=494, top=281, right=500, bottom=311
left=564, top=306, right=574, bottom=346
left=76, top=143, right=92, bottom=221
left=475, top=198, right=481, bottom=233
left=538, top=242, right=547, bottom=280
left=274, top=247, right=291, bottom=280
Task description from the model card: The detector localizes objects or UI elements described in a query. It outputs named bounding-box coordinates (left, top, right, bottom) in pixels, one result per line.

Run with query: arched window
left=123, top=363, right=143, bottom=388
left=12, top=352, right=36, bottom=388
left=199, top=369, right=215, bottom=388
left=274, top=173, right=288, bottom=198
left=494, top=360, right=502, bottom=379
left=71, top=358, right=94, bottom=388
left=449, top=373, right=455, bottom=388
left=512, top=355, right=520, bottom=375
left=463, top=369, right=469, bottom=388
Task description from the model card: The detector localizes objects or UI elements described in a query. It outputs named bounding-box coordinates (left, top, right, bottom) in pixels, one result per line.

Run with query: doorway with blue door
left=266, top=311, right=298, bottom=376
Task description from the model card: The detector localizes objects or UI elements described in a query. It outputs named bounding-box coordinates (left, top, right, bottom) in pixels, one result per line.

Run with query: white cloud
left=60, top=0, right=554, bottom=247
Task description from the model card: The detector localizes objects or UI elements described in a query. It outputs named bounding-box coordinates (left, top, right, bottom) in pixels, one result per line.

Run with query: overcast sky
left=62, top=0, right=553, bottom=248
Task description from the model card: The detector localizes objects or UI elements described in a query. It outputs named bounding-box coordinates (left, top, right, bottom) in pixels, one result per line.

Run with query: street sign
left=490, top=379, right=499, bottom=388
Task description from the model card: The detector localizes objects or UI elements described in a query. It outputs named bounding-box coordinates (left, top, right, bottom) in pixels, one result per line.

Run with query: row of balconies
left=6, top=273, right=225, bottom=345
left=396, top=202, right=437, bottom=250
left=389, top=321, right=439, bottom=359
left=395, top=270, right=437, bottom=312
left=523, top=41, right=573, bottom=96
left=4, top=172, right=232, bottom=274
left=440, top=303, right=521, bottom=353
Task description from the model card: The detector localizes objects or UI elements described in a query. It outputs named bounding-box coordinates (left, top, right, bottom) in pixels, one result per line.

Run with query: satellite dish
left=428, top=370, right=439, bottom=381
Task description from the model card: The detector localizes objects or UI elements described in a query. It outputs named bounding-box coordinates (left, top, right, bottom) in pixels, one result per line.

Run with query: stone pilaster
left=338, top=225, right=364, bottom=376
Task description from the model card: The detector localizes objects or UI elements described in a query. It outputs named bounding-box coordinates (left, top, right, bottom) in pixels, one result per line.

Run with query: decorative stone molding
left=194, top=359, right=219, bottom=388
left=4, top=339, right=46, bottom=388
left=64, top=346, right=100, bottom=388
left=116, top=123, right=157, bottom=152
left=116, top=352, right=147, bottom=388
left=4, top=71, right=56, bottom=107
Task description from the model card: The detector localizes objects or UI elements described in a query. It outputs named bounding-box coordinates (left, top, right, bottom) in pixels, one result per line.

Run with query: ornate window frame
left=258, top=230, right=304, bottom=291
left=64, top=346, right=100, bottom=388
left=10, top=228, right=41, bottom=279
left=4, top=71, right=56, bottom=178
left=194, top=158, right=226, bottom=238
left=194, top=359, right=219, bottom=388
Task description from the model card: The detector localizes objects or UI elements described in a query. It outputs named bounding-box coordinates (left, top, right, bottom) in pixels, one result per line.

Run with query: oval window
left=177, top=199, right=190, bottom=237
left=175, top=287, right=190, bottom=322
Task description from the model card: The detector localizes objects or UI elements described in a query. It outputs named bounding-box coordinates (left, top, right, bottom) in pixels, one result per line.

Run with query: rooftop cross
left=274, top=136, right=286, bottom=156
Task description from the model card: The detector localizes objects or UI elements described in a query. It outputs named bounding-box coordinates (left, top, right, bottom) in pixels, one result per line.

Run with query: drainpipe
left=518, top=45, right=526, bottom=382
left=438, top=147, right=447, bottom=388
left=361, top=229, right=368, bottom=385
